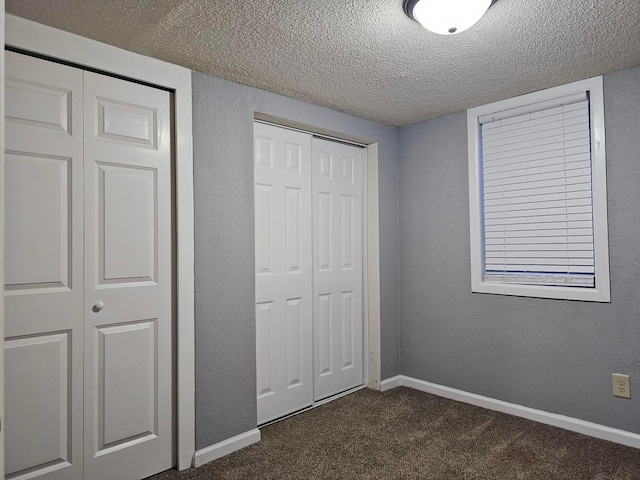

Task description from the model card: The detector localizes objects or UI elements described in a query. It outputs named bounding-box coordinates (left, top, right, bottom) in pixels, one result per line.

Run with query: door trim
left=5, top=14, right=196, bottom=471
left=0, top=2, right=6, bottom=477
left=253, top=116, right=382, bottom=393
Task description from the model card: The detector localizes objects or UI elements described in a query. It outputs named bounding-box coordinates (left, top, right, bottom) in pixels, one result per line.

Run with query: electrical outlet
left=613, top=373, right=631, bottom=399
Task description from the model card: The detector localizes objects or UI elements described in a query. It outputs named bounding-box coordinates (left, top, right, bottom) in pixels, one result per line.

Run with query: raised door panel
left=255, top=135, right=275, bottom=172
left=5, top=153, right=71, bottom=292
left=285, top=297, right=304, bottom=388
left=317, top=293, right=333, bottom=377
left=340, top=195, right=354, bottom=270
left=83, top=71, right=173, bottom=480
left=317, top=192, right=332, bottom=271
left=312, top=139, right=364, bottom=401
left=95, top=321, right=157, bottom=452
left=96, top=98, right=157, bottom=148
left=256, top=302, right=275, bottom=400
left=255, top=184, right=274, bottom=276
left=285, top=187, right=302, bottom=273
left=97, top=163, right=157, bottom=284
left=340, top=291, right=355, bottom=370
left=4, top=52, right=84, bottom=480
left=5, top=333, right=71, bottom=478
left=254, top=123, right=313, bottom=424
left=5, top=78, right=70, bottom=133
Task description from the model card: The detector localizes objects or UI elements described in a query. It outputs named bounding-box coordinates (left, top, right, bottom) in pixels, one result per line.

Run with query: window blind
left=479, top=93, right=595, bottom=287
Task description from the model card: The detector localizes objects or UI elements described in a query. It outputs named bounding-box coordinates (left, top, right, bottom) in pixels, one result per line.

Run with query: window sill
left=471, top=281, right=611, bottom=303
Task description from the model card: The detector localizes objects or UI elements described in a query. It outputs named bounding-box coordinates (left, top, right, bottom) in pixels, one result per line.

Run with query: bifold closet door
left=4, top=51, right=84, bottom=480
left=312, top=139, right=363, bottom=401
left=4, top=52, right=173, bottom=480
left=254, top=123, right=314, bottom=424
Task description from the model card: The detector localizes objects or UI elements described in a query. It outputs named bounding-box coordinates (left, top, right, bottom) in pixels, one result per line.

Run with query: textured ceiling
left=6, top=0, right=640, bottom=127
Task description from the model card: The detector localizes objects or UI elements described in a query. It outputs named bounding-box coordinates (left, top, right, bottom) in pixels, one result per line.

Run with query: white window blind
left=479, top=93, right=596, bottom=287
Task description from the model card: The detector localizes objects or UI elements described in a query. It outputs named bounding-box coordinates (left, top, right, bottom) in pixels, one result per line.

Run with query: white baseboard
left=380, top=375, right=401, bottom=392
left=397, top=375, right=640, bottom=450
left=193, top=428, right=261, bottom=467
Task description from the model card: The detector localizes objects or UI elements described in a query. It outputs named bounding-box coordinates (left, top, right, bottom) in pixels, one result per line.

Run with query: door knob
left=93, top=301, right=105, bottom=312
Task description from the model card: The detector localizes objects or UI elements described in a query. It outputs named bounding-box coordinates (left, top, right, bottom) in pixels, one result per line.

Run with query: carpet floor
left=149, top=387, right=640, bottom=479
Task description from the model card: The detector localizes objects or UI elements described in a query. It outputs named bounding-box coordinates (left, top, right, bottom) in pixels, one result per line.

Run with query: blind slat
left=484, top=148, right=590, bottom=166
left=485, top=235, right=593, bottom=245
left=484, top=205, right=592, bottom=219
left=485, top=176, right=591, bottom=195
left=483, top=131, right=589, bottom=153
left=484, top=189, right=592, bottom=207
left=483, top=142, right=590, bottom=162
left=484, top=197, right=592, bottom=213
left=485, top=227, right=593, bottom=237
left=485, top=243, right=594, bottom=252
left=484, top=182, right=592, bottom=200
left=485, top=213, right=593, bottom=226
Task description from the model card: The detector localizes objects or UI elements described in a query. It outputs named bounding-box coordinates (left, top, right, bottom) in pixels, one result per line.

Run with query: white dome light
left=404, top=0, right=494, bottom=35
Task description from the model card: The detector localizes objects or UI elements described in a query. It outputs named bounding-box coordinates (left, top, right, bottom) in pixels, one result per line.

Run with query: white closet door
left=254, top=123, right=314, bottom=424
left=83, top=72, right=173, bottom=479
left=312, top=138, right=363, bottom=401
left=4, top=51, right=84, bottom=480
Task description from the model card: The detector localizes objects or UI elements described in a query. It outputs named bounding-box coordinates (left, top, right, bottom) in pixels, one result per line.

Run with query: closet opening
left=254, top=120, right=373, bottom=425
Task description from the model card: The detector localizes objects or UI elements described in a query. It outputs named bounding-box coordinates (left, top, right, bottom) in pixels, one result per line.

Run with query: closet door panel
left=83, top=71, right=173, bottom=480
left=312, top=139, right=363, bottom=401
left=4, top=51, right=84, bottom=480
left=255, top=123, right=314, bottom=424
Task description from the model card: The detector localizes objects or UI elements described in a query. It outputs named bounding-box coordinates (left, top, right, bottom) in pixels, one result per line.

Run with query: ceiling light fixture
left=403, top=0, right=494, bottom=35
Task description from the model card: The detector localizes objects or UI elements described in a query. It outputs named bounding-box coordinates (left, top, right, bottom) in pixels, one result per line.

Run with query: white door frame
left=4, top=14, right=196, bottom=471
left=0, top=1, right=6, bottom=477
left=253, top=116, right=382, bottom=393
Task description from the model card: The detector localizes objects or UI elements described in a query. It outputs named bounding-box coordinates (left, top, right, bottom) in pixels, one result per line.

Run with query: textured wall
left=398, top=66, right=640, bottom=432
left=192, top=72, right=399, bottom=449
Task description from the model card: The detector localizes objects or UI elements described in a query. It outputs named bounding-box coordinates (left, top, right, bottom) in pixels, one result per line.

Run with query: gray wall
left=398, top=66, right=640, bottom=432
left=192, top=72, right=399, bottom=448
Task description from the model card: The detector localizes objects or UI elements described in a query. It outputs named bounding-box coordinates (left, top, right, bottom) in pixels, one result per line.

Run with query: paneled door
left=82, top=72, right=173, bottom=479
left=254, top=123, right=364, bottom=423
left=312, top=139, right=363, bottom=400
left=4, top=52, right=173, bottom=480
left=254, top=123, right=314, bottom=424
left=4, top=51, right=84, bottom=480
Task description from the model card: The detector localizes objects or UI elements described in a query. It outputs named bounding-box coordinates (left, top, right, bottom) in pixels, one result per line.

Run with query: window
left=467, top=77, right=610, bottom=302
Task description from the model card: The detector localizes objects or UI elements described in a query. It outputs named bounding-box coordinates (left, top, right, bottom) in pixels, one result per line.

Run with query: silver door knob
left=93, top=301, right=105, bottom=312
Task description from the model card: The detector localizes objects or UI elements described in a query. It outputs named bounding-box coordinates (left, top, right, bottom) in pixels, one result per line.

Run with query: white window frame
left=467, top=76, right=610, bottom=302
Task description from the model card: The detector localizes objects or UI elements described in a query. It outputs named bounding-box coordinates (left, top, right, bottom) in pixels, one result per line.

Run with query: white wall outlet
left=613, top=373, right=631, bottom=399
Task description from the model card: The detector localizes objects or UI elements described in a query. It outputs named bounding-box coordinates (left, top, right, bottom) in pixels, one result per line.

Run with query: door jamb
left=0, top=1, right=6, bottom=477
left=4, top=14, right=196, bottom=470
left=365, top=143, right=381, bottom=390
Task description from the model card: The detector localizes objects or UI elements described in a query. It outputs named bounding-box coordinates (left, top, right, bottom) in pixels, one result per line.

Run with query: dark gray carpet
left=149, top=387, right=640, bottom=479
